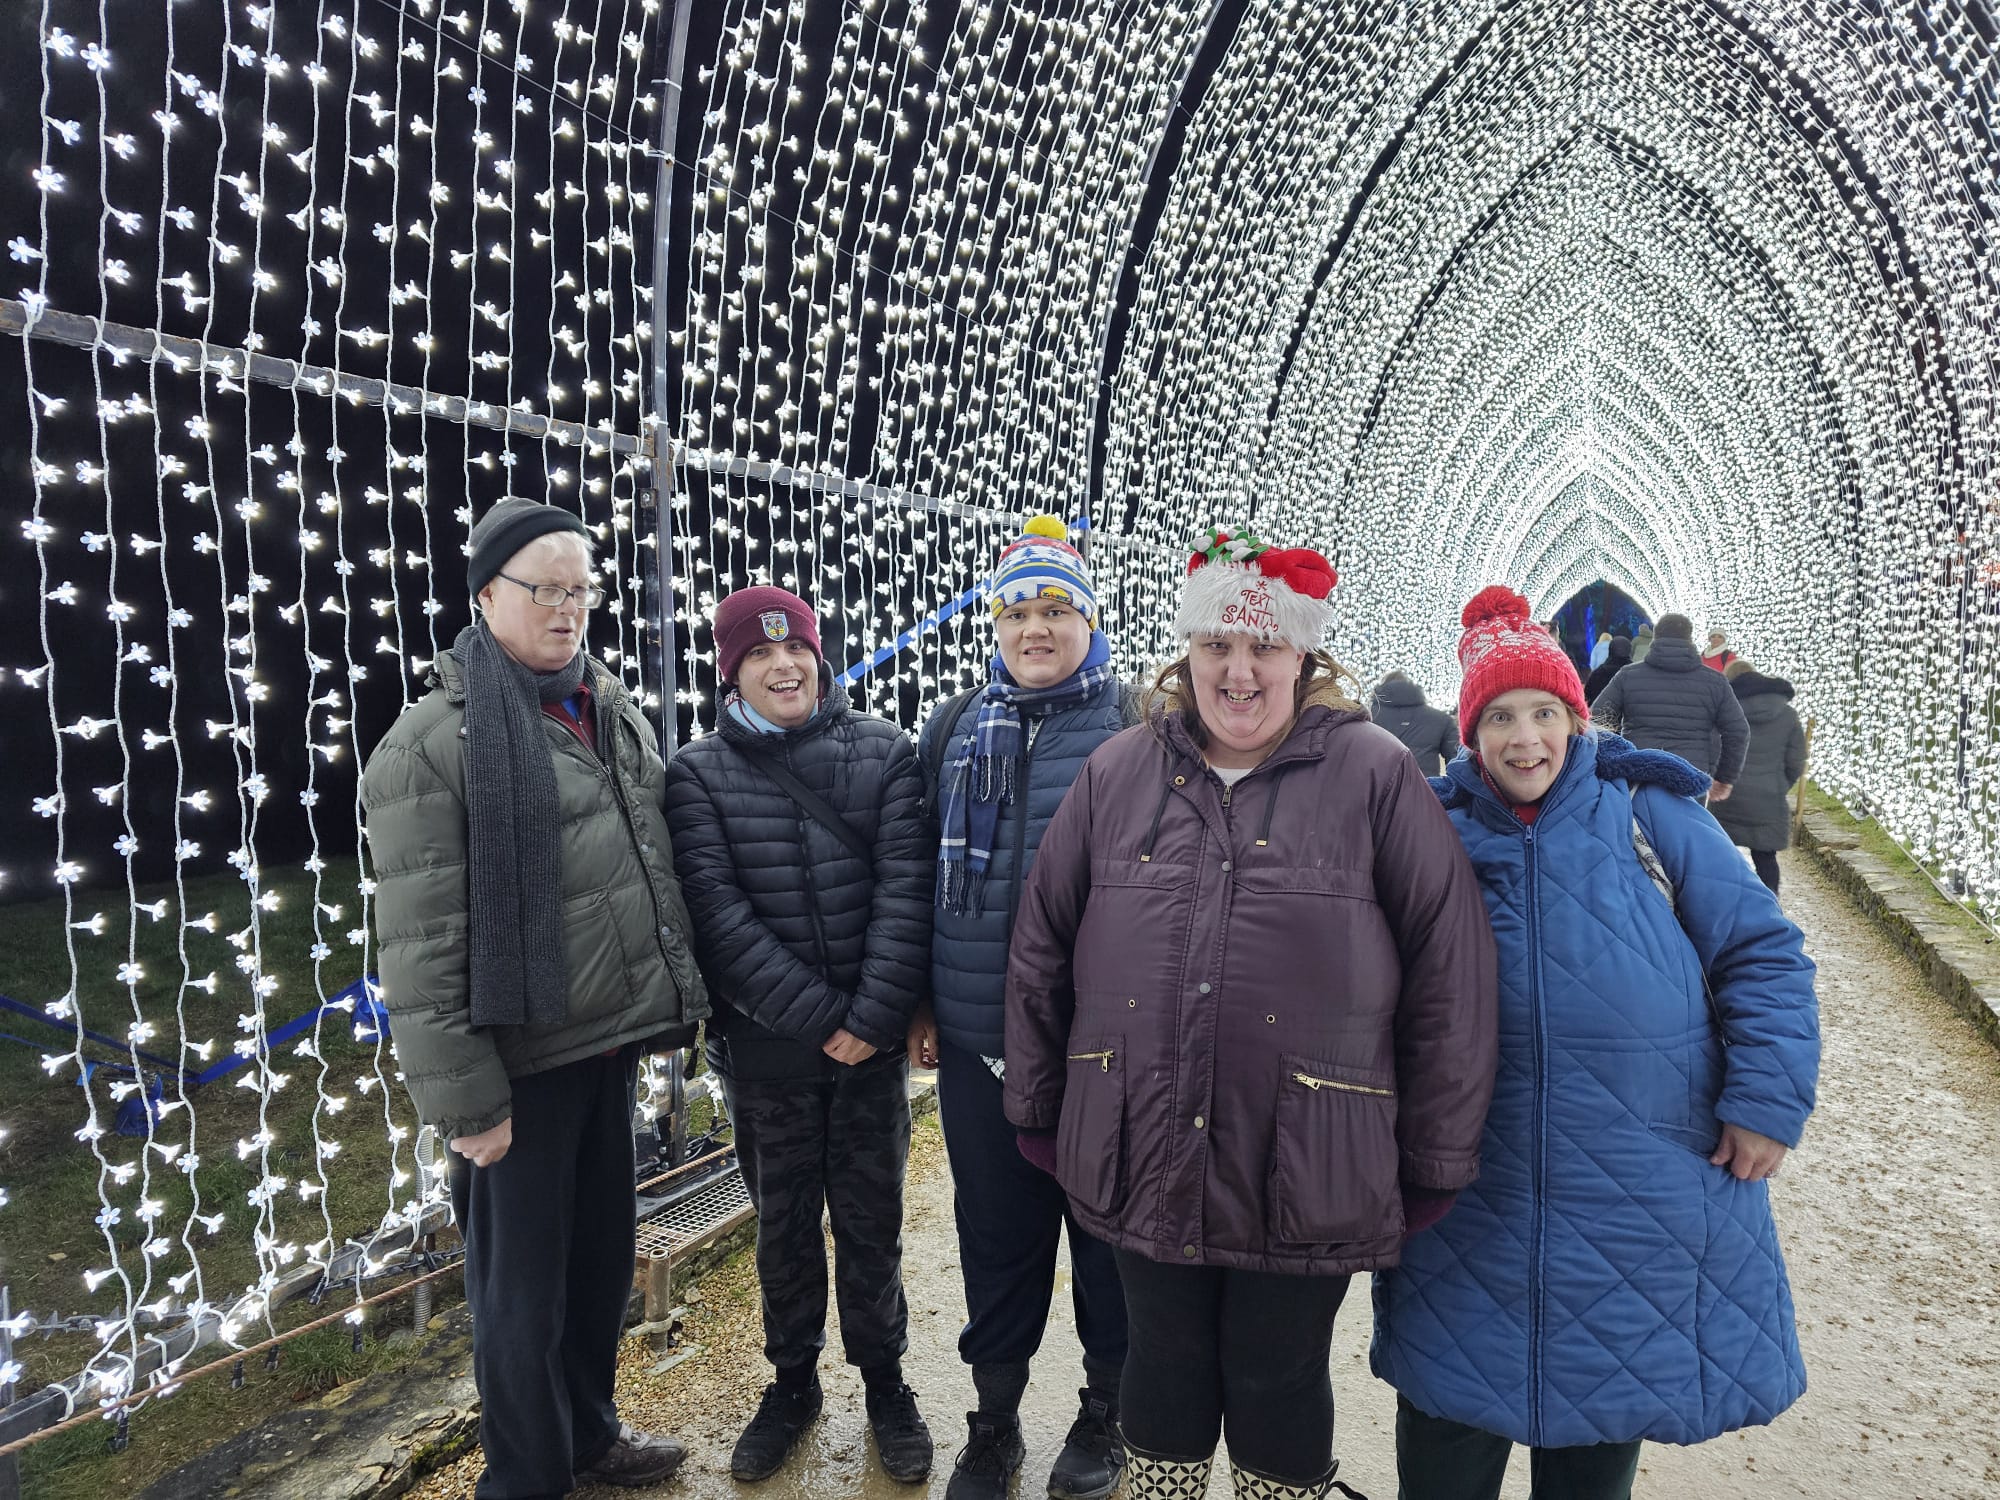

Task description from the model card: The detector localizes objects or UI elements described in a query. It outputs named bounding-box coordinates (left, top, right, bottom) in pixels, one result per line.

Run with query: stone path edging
left=1794, top=800, right=2000, bottom=1050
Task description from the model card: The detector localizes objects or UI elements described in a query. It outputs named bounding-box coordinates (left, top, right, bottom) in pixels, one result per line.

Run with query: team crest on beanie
left=760, top=610, right=791, bottom=642
left=1173, top=525, right=1337, bottom=653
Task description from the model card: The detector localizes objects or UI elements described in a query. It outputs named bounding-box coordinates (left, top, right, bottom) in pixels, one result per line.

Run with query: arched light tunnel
left=669, top=0, right=1995, bottom=893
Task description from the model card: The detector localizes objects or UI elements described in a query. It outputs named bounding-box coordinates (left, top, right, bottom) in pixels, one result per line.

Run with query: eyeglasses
left=496, top=572, right=606, bottom=610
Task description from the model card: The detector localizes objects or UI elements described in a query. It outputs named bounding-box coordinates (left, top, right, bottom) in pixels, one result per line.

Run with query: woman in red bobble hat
left=1371, top=587, right=1820, bottom=1500
left=1003, top=527, right=1499, bottom=1500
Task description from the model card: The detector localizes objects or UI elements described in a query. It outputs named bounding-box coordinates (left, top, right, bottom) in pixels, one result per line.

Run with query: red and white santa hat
left=1173, top=525, right=1337, bottom=652
left=1456, top=585, right=1588, bottom=731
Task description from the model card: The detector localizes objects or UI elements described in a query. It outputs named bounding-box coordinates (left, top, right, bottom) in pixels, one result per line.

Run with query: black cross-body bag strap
left=760, top=758, right=875, bottom=868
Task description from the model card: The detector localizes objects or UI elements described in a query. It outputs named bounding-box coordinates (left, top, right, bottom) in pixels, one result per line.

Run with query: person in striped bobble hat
left=908, top=515, right=1142, bottom=1500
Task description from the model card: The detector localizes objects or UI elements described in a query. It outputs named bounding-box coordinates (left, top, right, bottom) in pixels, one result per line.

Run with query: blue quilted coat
left=1371, top=732, right=1819, bottom=1447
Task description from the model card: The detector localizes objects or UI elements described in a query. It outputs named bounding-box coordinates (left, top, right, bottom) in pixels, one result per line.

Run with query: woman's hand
left=451, top=1117, right=513, bottom=1169
left=822, top=1027, right=879, bottom=1066
left=1710, top=1122, right=1787, bottom=1180
left=907, top=1003, right=940, bottom=1069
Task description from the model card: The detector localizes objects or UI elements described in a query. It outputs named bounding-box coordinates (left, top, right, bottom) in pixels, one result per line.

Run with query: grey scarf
left=455, top=620, right=588, bottom=1027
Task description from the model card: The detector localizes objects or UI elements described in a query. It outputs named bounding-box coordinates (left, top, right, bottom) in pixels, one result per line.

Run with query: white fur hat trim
left=1173, top=561, right=1333, bottom=652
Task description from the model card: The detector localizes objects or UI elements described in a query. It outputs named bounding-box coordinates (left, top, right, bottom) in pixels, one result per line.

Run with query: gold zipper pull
left=1068, top=1048, right=1115, bottom=1072
left=1293, top=1071, right=1321, bottom=1091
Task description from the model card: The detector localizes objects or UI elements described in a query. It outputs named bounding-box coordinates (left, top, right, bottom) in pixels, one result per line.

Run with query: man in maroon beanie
left=664, top=585, right=935, bottom=1485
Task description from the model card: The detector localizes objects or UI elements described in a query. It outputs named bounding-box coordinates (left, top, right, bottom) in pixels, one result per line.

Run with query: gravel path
left=410, top=849, right=2000, bottom=1499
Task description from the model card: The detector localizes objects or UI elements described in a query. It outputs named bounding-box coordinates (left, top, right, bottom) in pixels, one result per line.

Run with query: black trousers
left=720, top=1052, right=912, bottom=1372
left=1395, top=1396, right=1642, bottom=1500
left=448, top=1047, right=639, bottom=1500
left=1114, top=1247, right=1350, bottom=1483
left=936, top=1040, right=1127, bottom=1380
left=1750, top=848, right=1781, bottom=893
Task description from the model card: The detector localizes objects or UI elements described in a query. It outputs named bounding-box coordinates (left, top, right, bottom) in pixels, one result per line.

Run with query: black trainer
left=945, top=1411, right=1027, bottom=1500
left=1046, top=1388, right=1124, bottom=1500
left=866, top=1381, right=935, bottom=1483
left=729, top=1379, right=823, bottom=1481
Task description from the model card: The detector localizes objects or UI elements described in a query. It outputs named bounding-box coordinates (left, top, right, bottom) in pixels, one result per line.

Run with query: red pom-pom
left=1259, top=548, right=1336, bottom=600
left=1461, top=585, right=1531, bottom=630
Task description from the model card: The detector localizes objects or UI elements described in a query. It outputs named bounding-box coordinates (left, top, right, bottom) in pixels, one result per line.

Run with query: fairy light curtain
left=1, top=0, right=664, bottom=1420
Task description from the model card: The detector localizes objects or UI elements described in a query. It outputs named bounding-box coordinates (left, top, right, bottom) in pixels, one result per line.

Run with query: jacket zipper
left=1068, top=1048, right=1114, bottom=1072
left=786, top=743, right=835, bottom=979
left=1523, top=818, right=1546, bottom=1447
left=1004, top=726, right=1037, bottom=930
left=1291, top=1069, right=1392, bottom=1097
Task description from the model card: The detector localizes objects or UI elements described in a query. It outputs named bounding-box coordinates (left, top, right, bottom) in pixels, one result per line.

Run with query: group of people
left=362, top=501, right=1822, bottom=1500
left=1377, top=617, right=1809, bottom=897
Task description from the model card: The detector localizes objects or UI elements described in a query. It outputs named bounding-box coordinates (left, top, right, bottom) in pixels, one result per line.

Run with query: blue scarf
left=937, top=630, right=1115, bottom=914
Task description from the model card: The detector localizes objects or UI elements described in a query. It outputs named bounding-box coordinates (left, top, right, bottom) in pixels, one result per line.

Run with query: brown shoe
left=576, top=1422, right=688, bottom=1487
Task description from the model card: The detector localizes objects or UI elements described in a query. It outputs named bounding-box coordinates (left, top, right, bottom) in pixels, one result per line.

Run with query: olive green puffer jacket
left=360, top=650, right=708, bottom=1142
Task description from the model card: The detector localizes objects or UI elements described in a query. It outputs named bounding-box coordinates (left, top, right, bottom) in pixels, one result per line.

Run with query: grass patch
left=1799, top=781, right=2000, bottom=938
left=0, top=856, right=422, bottom=1396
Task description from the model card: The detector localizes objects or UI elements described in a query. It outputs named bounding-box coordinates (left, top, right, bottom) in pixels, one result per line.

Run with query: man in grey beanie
left=363, top=497, right=708, bottom=1496
left=1589, top=611, right=1751, bottom=800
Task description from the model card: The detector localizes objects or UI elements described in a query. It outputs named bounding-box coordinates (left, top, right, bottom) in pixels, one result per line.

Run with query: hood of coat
left=1634, top=625, right=1654, bottom=644
left=1605, top=637, right=1633, bottom=663
left=1434, top=730, right=1711, bottom=826
left=716, top=660, right=851, bottom=751
left=1373, top=676, right=1427, bottom=708
left=1731, top=670, right=1795, bottom=704
left=1633, top=635, right=1702, bottom=672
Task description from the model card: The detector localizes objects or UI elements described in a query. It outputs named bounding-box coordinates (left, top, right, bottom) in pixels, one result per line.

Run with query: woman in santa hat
left=1371, top=586, right=1820, bottom=1500
left=1003, top=526, right=1499, bottom=1500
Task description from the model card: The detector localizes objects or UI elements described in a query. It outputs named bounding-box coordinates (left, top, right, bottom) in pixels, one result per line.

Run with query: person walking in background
left=1582, top=634, right=1632, bottom=705
left=1589, top=612, right=1749, bottom=803
left=1630, top=621, right=1655, bottom=663
left=1373, top=587, right=1819, bottom=1500
left=1702, top=628, right=1739, bottom=672
left=1711, top=661, right=1808, bottom=895
left=1368, top=670, right=1461, bottom=775
left=907, top=516, right=1139, bottom=1500
left=663, top=585, right=934, bottom=1485
left=362, top=498, right=705, bottom=1498
left=1005, top=526, right=1498, bottom=1500
left=1588, top=630, right=1612, bottom=670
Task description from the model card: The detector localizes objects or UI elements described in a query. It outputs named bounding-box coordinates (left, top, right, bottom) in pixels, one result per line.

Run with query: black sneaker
left=729, top=1380, right=823, bottom=1481
left=1046, top=1388, right=1124, bottom=1500
left=944, top=1411, right=1027, bottom=1500
left=866, top=1381, right=935, bottom=1483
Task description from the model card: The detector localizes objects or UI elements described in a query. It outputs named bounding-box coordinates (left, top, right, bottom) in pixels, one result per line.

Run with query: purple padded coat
left=1003, top=701, right=1499, bottom=1275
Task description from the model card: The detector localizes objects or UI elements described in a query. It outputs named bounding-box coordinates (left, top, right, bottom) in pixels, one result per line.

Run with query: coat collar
left=1156, top=702, right=1369, bottom=781
left=1436, top=730, right=1710, bottom=830
left=431, top=646, right=627, bottom=715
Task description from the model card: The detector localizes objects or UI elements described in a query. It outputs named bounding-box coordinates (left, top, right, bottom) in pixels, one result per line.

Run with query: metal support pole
left=0, top=1286, right=21, bottom=1500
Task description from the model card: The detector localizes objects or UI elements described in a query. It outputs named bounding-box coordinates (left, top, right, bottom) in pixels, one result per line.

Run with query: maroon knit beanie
left=712, top=586, right=822, bottom=684
left=1456, top=585, right=1588, bottom=732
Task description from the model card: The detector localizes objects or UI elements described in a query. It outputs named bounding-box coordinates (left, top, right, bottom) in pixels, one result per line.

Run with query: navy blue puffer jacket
left=920, top=676, right=1130, bottom=1058
left=664, top=681, right=931, bottom=1079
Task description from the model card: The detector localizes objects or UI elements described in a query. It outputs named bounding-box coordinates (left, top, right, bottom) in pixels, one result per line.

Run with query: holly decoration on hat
left=1186, top=526, right=1337, bottom=598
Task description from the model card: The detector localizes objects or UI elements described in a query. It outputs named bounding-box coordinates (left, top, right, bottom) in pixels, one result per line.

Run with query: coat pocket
left=1267, top=1054, right=1400, bottom=1244
left=1056, top=1034, right=1125, bottom=1217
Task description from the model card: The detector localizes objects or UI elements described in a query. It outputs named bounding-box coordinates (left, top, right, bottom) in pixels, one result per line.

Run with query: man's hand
left=907, top=1003, right=939, bottom=1069
left=822, top=1027, right=878, bottom=1066
left=451, top=1117, right=513, bottom=1169
left=1709, top=781, right=1734, bottom=803
left=1710, top=1122, right=1788, bottom=1181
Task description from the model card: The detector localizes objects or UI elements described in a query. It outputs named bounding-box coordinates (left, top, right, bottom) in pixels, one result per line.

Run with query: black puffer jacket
left=1582, top=637, right=1632, bottom=704
left=1367, top=676, right=1461, bottom=775
left=1710, top=673, right=1807, bottom=851
left=664, top=677, right=931, bottom=1079
left=1587, top=636, right=1750, bottom=782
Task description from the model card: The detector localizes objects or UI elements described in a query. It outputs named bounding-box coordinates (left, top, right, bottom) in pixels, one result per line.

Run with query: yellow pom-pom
left=1023, top=514, right=1068, bottom=541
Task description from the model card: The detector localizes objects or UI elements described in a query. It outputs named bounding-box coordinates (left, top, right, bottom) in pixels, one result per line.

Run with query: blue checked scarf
left=937, top=630, right=1115, bottom=914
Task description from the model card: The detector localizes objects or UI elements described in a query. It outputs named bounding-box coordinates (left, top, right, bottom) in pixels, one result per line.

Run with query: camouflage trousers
left=720, top=1052, right=912, bottom=1371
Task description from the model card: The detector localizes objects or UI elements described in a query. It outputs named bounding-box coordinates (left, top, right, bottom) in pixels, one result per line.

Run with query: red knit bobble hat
left=1456, top=585, right=1588, bottom=733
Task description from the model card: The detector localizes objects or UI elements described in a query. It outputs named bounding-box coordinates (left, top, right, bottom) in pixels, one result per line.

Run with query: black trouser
left=720, top=1051, right=912, bottom=1372
left=448, top=1047, right=639, bottom=1500
left=1751, top=848, right=1781, bottom=893
left=1395, top=1396, right=1642, bottom=1500
left=936, top=1040, right=1127, bottom=1391
left=1114, top=1247, right=1349, bottom=1483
